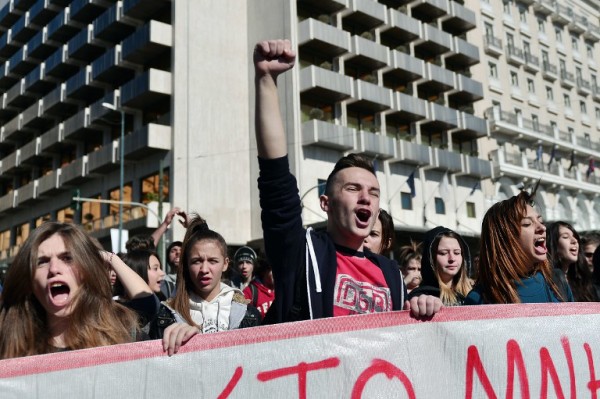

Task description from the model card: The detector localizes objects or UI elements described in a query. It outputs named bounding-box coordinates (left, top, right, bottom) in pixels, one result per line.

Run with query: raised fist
left=254, top=39, right=296, bottom=79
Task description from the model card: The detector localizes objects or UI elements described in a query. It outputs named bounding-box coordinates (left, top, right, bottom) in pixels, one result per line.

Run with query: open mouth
left=49, top=282, right=70, bottom=305
left=534, top=238, right=547, bottom=254
left=355, top=209, right=372, bottom=225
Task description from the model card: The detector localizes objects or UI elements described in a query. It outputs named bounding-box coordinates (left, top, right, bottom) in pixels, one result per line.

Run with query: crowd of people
left=0, top=39, right=598, bottom=360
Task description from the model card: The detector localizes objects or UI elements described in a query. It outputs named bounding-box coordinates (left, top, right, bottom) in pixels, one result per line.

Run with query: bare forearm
left=255, top=74, right=287, bottom=159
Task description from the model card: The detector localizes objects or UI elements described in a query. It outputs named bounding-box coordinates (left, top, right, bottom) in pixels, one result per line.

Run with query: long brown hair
left=0, top=223, right=139, bottom=359
left=478, top=191, right=562, bottom=303
left=430, top=231, right=473, bottom=305
left=168, top=215, right=229, bottom=327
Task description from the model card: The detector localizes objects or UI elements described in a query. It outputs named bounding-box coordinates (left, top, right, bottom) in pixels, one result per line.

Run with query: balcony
left=350, top=79, right=393, bottom=111
left=8, top=46, right=37, bottom=76
left=342, top=0, right=386, bottom=31
left=121, top=68, right=172, bottom=108
left=396, top=139, right=431, bottom=166
left=5, top=78, right=35, bottom=109
left=22, top=99, right=54, bottom=132
left=42, top=83, right=77, bottom=117
left=445, top=37, right=479, bottom=69
left=381, top=8, right=420, bottom=46
left=37, top=169, right=60, bottom=197
left=0, top=1, right=19, bottom=30
left=483, top=35, right=503, bottom=57
left=91, top=46, right=133, bottom=86
left=449, top=73, right=483, bottom=103
left=300, top=66, right=353, bottom=103
left=523, top=52, right=540, bottom=73
left=47, top=7, right=79, bottom=43
left=533, top=0, right=554, bottom=15
left=415, top=24, right=452, bottom=57
left=542, top=61, right=558, bottom=81
left=16, top=180, right=36, bottom=205
left=560, top=70, right=575, bottom=89
left=443, top=1, right=476, bottom=35
left=411, top=0, right=449, bottom=22
left=418, top=62, right=454, bottom=95
left=45, top=45, right=78, bottom=79
left=67, top=25, right=104, bottom=63
left=0, top=191, right=15, bottom=213
left=384, top=50, right=424, bottom=86
left=357, top=130, right=396, bottom=158
left=11, top=11, right=37, bottom=44
left=426, top=102, right=458, bottom=129
left=392, top=91, right=428, bottom=121
left=27, top=28, right=58, bottom=61
left=453, top=112, right=488, bottom=141
left=432, top=147, right=462, bottom=172
left=29, top=0, right=58, bottom=26
left=568, top=13, right=587, bottom=35
left=63, top=108, right=102, bottom=142
left=462, top=154, right=492, bottom=178
left=298, top=18, right=350, bottom=59
left=0, top=149, right=19, bottom=175
left=551, top=3, right=572, bottom=25
left=66, top=65, right=103, bottom=102
left=124, top=123, right=171, bottom=159
left=59, top=156, right=87, bottom=186
left=122, top=20, right=171, bottom=65
left=583, top=23, right=600, bottom=43
left=576, top=78, right=591, bottom=96
left=94, top=1, right=135, bottom=43
left=70, top=0, right=108, bottom=24
left=506, top=45, right=525, bottom=66
left=122, top=0, right=169, bottom=20
left=40, top=124, right=63, bottom=153
left=87, top=141, right=117, bottom=174
left=302, top=119, right=357, bottom=151
left=346, top=34, right=389, bottom=71
left=19, top=136, right=43, bottom=166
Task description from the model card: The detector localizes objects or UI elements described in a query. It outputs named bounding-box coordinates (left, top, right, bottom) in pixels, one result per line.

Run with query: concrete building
left=0, top=0, right=493, bottom=271
left=467, top=0, right=600, bottom=231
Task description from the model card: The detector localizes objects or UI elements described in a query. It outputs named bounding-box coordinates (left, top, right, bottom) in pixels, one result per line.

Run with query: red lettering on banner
left=217, top=366, right=243, bottom=399
left=465, top=345, right=499, bottom=399
left=350, top=359, right=415, bottom=399
left=585, top=343, right=600, bottom=398
left=256, top=357, right=340, bottom=399
left=506, top=340, right=530, bottom=399
left=539, top=337, right=575, bottom=399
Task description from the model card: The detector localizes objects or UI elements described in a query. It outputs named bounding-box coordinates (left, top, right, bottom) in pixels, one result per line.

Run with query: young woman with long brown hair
left=465, top=190, right=571, bottom=304
left=0, top=222, right=155, bottom=359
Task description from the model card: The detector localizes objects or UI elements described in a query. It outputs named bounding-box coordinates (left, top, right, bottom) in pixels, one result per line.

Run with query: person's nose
left=48, top=257, right=61, bottom=276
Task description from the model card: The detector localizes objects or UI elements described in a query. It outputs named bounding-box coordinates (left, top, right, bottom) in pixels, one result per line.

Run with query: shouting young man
left=254, top=39, right=442, bottom=323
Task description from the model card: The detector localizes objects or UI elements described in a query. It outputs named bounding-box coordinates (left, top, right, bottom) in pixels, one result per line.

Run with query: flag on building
left=587, top=158, right=595, bottom=179
left=439, top=172, right=450, bottom=198
left=548, top=146, right=556, bottom=166
left=407, top=172, right=416, bottom=198
left=469, top=182, right=480, bottom=196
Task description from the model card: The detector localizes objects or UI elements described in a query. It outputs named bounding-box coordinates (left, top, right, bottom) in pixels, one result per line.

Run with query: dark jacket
left=408, top=226, right=471, bottom=305
left=258, top=156, right=405, bottom=323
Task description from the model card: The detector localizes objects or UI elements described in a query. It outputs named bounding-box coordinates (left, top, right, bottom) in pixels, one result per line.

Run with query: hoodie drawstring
left=306, top=227, right=322, bottom=320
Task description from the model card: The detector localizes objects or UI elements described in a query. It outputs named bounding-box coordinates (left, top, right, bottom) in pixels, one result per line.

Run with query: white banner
left=1, top=303, right=600, bottom=398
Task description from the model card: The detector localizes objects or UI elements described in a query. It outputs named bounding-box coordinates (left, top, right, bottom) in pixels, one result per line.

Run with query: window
left=564, top=94, right=571, bottom=108
left=434, top=197, right=446, bottom=215
left=57, top=206, right=75, bottom=224
left=489, top=62, right=498, bottom=78
left=0, top=229, right=10, bottom=253
left=466, top=202, right=476, bottom=218
left=523, top=41, right=531, bottom=57
left=519, top=6, right=527, bottom=23
left=503, top=0, right=511, bottom=14
left=109, top=183, right=133, bottom=217
left=511, top=71, right=519, bottom=86
left=580, top=101, right=587, bottom=114
left=596, top=107, right=600, bottom=120
left=542, top=50, right=549, bottom=65
left=527, top=78, right=535, bottom=93
left=506, top=33, right=515, bottom=48
left=554, top=25, right=562, bottom=42
left=571, top=35, right=579, bottom=51
left=576, top=67, right=583, bottom=82
left=559, top=58, right=567, bottom=75
left=81, top=196, right=101, bottom=226
left=484, top=22, right=494, bottom=39
left=15, top=222, right=30, bottom=246
left=142, top=172, right=169, bottom=203
left=587, top=42, right=595, bottom=59
left=317, top=179, right=326, bottom=196
left=537, top=15, right=546, bottom=32
left=401, top=192, right=413, bottom=210
left=546, top=86, right=554, bottom=101
left=532, top=115, right=539, bottom=131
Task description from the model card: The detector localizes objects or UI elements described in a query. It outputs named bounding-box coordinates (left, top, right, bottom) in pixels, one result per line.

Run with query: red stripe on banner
left=0, top=303, right=598, bottom=378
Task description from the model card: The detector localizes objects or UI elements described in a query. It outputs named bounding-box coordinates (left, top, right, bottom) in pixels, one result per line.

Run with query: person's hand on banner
left=404, top=295, right=443, bottom=318
left=162, top=323, right=200, bottom=356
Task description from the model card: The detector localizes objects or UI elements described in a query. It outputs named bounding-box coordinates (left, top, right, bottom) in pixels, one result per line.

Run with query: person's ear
left=223, top=257, right=229, bottom=272
left=320, top=194, right=329, bottom=212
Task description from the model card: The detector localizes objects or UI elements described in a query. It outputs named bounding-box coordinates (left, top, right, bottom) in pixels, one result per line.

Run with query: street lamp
left=102, top=101, right=125, bottom=252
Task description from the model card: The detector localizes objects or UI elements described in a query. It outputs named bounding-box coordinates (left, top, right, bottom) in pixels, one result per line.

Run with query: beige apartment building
left=467, top=0, right=600, bottom=230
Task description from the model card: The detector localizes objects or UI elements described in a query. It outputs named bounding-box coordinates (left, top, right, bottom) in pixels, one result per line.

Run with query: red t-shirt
left=333, top=251, right=392, bottom=317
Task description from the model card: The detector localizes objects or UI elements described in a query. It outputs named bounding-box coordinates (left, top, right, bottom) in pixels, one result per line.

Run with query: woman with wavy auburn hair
left=465, top=189, right=570, bottom=304
left=0, top=222, right=155, bottom=359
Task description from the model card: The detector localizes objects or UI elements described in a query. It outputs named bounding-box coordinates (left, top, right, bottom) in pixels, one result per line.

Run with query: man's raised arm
left=254, top=39, right=296, bottom=159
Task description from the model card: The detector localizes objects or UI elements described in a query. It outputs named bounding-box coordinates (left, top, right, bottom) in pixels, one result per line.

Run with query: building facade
left=2, top=0, right=597, bottom=271
left=467, top=0, right=600, bottom=230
